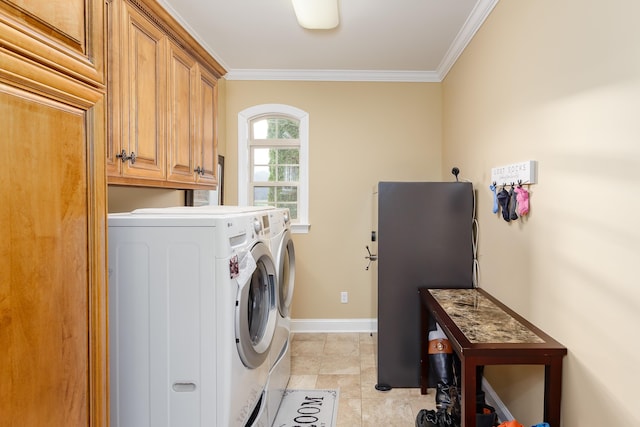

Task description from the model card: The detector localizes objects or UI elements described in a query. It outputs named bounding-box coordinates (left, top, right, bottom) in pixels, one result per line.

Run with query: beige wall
left=108, top=186, right=185, bottom=212
left=442, top=0, right=640, bottom=425
left=224, top=81, right=443, bottom=319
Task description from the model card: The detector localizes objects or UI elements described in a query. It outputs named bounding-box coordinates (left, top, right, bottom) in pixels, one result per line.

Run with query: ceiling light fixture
left=291, top=0, right=339, bottom=30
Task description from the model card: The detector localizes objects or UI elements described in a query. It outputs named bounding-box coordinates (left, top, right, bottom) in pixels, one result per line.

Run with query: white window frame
left=238, top=104, right=310, bottom=233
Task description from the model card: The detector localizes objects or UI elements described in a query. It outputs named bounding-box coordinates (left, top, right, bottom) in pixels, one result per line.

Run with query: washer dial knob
left=253, top=218, right=262, bottom=234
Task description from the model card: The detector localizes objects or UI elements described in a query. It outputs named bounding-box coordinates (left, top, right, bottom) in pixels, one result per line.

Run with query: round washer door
left=276, top=228, right=296, bottom=318
left=235, top=241, right=277, bottom=369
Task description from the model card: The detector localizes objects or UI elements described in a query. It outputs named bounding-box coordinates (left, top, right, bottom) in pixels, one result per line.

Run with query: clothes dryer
left=108, top=206, right=277, bottom=427
left=265, top=208, right=296, bottom=425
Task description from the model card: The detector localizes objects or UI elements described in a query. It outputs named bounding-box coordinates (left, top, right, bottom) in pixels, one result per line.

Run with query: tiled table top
left=428, top=289, right=544, bottom=344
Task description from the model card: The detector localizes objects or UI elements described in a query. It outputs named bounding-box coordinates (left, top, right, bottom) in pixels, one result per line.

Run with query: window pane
left=252, top=119, right=268, bottom=139
left=282, top=203, right=298, bottom=219
left=276, top=118, right=299, bottom=139
left=277, top=186, right=297, bottom=202
left=277, top=165, right=299, bottom=181
left=253, top=187, right=273, bottom=204
left=252, top=117, right=299, bottom=139
left=252, top=186, right=297, bottom=207
left=253, top=165, right=274, bottom=181
left=253, top=147, right=299, bottom=183
left=277, top=148, right=299, bottom=164
left=253, top=147, right=271, bottom=165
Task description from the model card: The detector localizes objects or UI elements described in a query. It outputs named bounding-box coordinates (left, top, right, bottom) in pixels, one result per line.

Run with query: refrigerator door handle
left=365, top=246, right=378, bottom=270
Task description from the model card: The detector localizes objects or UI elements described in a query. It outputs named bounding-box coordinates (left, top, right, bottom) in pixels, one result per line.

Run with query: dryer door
left=235, top=241, right=277, bottom=369
left=276, top=228, right=296, bottom=318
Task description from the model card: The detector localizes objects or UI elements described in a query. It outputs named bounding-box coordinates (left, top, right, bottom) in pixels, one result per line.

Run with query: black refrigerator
left=374, top=181, right=474, bottom=389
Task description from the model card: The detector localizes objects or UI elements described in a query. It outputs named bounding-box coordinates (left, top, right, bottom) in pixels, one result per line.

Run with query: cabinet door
left=194, top=65, right=218, bottom=186
left=118, top=1, right=166, bottom=180
left=0, top=85, right=107, bottom=427
left=166, top=40, right=197, bottom=184
left=0, top=0, right=104, bottom=84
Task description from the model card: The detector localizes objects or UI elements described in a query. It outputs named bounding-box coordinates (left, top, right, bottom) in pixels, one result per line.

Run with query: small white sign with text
left=491, top=160, right=537, bottom=185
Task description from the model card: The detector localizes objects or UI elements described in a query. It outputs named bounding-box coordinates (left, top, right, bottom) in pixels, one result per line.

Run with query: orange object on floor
left=498, top=421, right=524, bottom=427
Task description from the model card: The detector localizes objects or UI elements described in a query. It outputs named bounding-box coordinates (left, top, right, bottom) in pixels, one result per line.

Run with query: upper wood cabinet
left=166, top=41, right=219, bottom=186
left=0, top=0, right=104, bottom=85
left=1, top=1, right=108, bottom=426
left=194, top=65, right=219, bottom=186
left=108, top=0, right=166, bottom=181
left=166, top=40, right=197, bottom=184
left=107, top=0, right=224, bottom=189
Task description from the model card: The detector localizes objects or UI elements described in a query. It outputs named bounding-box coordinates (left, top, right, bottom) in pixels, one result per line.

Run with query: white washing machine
left=266, top=208, right=296, bottom=426
left=108, top=206, right=277, bottom=427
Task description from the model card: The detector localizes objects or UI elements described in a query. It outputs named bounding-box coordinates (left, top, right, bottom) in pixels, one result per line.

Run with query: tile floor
left=288, top=332, right=437, bottom=427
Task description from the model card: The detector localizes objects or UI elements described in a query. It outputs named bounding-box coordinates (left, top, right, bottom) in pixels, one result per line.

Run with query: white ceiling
left=156, top=0, right=498, bottom=82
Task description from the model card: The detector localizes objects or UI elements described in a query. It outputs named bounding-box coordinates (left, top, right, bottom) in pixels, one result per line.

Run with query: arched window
left=238, top=104, right=309, bottom=233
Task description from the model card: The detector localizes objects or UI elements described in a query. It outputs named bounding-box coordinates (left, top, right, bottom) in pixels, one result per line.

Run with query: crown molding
left=155, top=0, right=231, bottom=72
left=436, top=0, right=499, bottom=80
left=224, top=69, right=441, bottom=82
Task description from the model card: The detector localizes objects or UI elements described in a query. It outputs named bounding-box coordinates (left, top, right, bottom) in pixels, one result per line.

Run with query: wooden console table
left=419, top=288, right=567, bottom=427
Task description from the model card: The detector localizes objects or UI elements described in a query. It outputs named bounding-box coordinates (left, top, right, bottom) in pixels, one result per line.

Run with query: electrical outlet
left=340, top=291, right=348, bottom=304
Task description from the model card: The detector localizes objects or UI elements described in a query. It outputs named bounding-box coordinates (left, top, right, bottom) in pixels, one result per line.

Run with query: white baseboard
left=482, top=377, right=514, bottom=422
left=291, top=318, right=377, bottom=333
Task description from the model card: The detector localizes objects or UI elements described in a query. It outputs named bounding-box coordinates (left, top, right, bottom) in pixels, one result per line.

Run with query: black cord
left=451, top=167, right=460, bottom=182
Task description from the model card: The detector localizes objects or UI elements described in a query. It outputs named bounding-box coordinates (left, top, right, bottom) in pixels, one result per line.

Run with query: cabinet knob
left=115, top=149, right=126, bottom=162
left=116, top=149, right=136, bottom=164
left=193, top=166, right=205, bottom=176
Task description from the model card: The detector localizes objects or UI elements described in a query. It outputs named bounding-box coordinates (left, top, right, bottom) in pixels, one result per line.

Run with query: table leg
left=462, top=357, right=477, bottom=427
left=544, top=358, right=563, bottom=427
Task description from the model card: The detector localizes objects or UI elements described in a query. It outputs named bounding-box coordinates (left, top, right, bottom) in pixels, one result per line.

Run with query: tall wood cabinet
left=107, top=0, right=224, bottom=190
left=0, top=1, right=108, bottom=426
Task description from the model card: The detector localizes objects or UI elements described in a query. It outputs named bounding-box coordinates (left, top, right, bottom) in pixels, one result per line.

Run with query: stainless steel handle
left=365, top=245, right=378, bottom=270
left=116, top=149, right=136, bottom=164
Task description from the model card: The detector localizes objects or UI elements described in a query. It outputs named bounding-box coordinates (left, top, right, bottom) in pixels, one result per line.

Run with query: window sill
left=291, top=223, right=310, bottom=234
